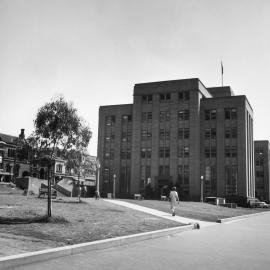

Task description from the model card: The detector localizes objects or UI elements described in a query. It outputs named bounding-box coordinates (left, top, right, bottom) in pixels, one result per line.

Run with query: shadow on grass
left=0, top=215, right=68, bottom=224
left=53, top=199, right=88, bottom=204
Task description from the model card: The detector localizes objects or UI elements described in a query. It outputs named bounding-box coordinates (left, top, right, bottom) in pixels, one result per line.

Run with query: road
left=9, top=211, right=270, bottom=270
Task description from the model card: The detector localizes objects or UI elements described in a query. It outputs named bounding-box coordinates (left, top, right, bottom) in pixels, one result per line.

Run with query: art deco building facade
left=98, top=78, right=255, bottom=201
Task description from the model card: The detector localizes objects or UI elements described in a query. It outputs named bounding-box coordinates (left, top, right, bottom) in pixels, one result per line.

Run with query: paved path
left=10, top=210, right=270, bottom=270
left=104, top=199, right=214, bottom=228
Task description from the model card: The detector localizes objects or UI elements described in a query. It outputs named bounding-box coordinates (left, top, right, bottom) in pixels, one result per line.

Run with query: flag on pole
left=221, top=61, right=224, bottom=86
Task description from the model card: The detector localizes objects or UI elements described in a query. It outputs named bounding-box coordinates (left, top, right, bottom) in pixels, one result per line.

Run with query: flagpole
left=221, top=61, right=223, bottom=86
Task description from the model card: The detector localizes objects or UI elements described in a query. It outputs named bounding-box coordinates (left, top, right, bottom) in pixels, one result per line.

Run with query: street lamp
left=95, top=158, right=100, bottom=198
left=200, top=175, right=204, bottom=202
left=113, top=174, right=116, bottom=199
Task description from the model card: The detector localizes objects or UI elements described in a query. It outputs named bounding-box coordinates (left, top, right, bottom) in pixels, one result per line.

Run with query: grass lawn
left=122, top=199, right=270, bottom=222
left=0, top=192, right=181, bottom=256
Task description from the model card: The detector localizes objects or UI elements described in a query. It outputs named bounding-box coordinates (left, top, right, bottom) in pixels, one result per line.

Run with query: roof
left=0, top=133, right=18, bottom=145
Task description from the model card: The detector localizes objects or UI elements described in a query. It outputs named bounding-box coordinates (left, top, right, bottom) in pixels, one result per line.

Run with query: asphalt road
left=8, top=212, right=270, bottom=270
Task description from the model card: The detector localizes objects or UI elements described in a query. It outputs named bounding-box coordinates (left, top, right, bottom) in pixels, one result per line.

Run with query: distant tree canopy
left=29, top=96, right=92, bottom=159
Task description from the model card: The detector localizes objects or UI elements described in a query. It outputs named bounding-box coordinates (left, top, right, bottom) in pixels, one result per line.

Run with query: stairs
left=53, top=184, right=72, bottom=197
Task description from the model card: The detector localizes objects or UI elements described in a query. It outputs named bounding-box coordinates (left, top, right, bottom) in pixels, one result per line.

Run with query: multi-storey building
left=254, top=141, right=270, bottom=202
left=98, top=78, right=255, bottom=201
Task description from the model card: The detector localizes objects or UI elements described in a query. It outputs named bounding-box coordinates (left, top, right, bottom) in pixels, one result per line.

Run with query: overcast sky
left=1, top=0, right=270, bottom=155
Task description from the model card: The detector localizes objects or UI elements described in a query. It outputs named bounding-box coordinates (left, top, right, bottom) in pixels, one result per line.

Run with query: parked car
left=258, top=202, right=270, bottom=208
left=248, top=198, right=261, bottom=208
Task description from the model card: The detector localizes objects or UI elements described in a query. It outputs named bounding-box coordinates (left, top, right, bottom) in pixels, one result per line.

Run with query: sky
left=1, top=0, right=270, bottom=156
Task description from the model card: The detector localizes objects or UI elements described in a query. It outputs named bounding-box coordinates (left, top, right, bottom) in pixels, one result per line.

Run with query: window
left=105, top=133, right=115, bottom=142
left=178, top=91, right=190, bottom=101
left=178, top=148, right=183, bottom=157
left=141, top=148, right=151, bottom=159
left=232, top=127, right=237, bottom=138
left=205, top=129, right=211, bottom=140
left=178, top=146, right=190, bottom=158
left=225, top=127, right=237, bottom=139
left=141, top=130, right=152, bottom=140
left=160, top=93, right=171, bottom=102
left=178, top=110, right=189, bottom=121
left=160, top=111, right=170, bottom=122
left=205, top=147, right=210, bottom=158
left=184, top=91, right=190, bottom=100
left=184, top=146, right=189, bottom=157
left=256, top=158, right=264, bottom=166
left=225, top=166, right=238, bottom=195
left=141, top=166, right=151, bottom=185
left=205, top=109, right=216, bottom=120
left=159, top=147, right=170, bottom=158
left=256, top=148, right=264, bottom=155
left=205, top=128, right=216, bottom=140
left=105, top=115, right=115, bottom=126
left=256, top=171, right=264, bottom=178
left=225, top=108, right=237, bottom=120
left=184, top=128, right=189, bottom=139
left=121, top=130, right=132, bottom=142
left=121, top=150, right=131, bottom=160
left=225, top=128, right=231, bottom=139
left=142, top=95, right=152, bottom=104
left=8, top=148, right=16, bottom=158
left=211, top=129, right=216, bottom=139
left=231, top=146, right=237, bottom=157
left=184, top=165, right=189, bottom=184
left=178, top=92, right=183, bottom=100
left=56, top=164, right=63, bottom=173
left=105, top=150, right=114, bottom=160
left=122, top=115, right=132, bottom=123
left=225, top=146, right=231, bottom=158
left=178, top=165, right=189, bottom=184
left=160, top=128, right=170, bottom=140
left=142, top=112, right=152, bottom=123
left=159, top=165, right=170, bottom=176
left=225, top=146, right=237, bottom=158
left=104, top=167, right=110, bottom=182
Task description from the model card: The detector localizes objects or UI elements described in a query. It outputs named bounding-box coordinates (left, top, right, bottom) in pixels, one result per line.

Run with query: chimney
left=19, top=129, right=25, bottom=140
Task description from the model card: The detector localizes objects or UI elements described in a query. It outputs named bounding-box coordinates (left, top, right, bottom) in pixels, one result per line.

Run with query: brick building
left=97, top=78, right=255, bottom=201
left=254, top=141, right=270, bottom=202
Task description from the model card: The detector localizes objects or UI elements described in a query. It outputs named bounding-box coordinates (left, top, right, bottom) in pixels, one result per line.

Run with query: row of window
left=105, top=108, right=237, bottom=127
left=105, top=145, right=239, bottom=160
left=205, top=108, right=237, bottom=120
left=105, top=115, right=132, bottom=126
left=142, top=91, right=190, bottom=104
left=106, top=127, right=237, bottom=142
left=140, top=165, right=190, bottom=179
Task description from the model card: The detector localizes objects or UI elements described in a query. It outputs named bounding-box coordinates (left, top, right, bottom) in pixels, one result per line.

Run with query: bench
left=38, top=188, right=57, bottom=199
left=134, top=194, right=143, bottom=200
left=161, top=195, right=167, bottom=201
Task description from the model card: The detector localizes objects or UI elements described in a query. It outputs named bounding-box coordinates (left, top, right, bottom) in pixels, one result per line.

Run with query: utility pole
left=95, top=159, right=100, bottom=197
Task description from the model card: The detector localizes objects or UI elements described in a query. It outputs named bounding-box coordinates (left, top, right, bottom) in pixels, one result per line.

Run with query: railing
left=53, top=184, right=71, bottom=197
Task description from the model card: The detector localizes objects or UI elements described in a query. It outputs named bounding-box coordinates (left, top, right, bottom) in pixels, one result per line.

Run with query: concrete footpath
left=4, top=210, right=270, bottom=270
left=104, top=199, right=214, bottom=228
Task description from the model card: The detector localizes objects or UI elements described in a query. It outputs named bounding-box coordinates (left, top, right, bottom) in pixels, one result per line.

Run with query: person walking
left=169, top=187, right=179, bottom=216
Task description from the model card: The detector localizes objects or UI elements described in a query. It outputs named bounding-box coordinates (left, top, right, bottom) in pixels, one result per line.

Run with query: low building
left=0, top=129, right=30, bottom=182
left=0, top=130, right=97, bottom=197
